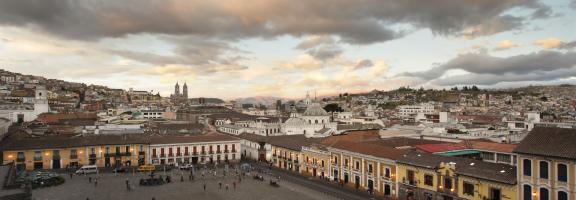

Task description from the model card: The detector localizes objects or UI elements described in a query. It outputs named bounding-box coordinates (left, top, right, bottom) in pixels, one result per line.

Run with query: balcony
left=184, top=152, right=189, bottom=156
left=70, top=155, right=78, bottom=159
left=193, top=152, right=199, bottom=156
left=201, top=151, right=206, bottom=155
left=176, top=153, right=182, bottom=157
left=231, top=149, right=236, bottom=153
left=216, top=150, right=221, bottom=154
left=168, top=153, right=174, bottom=157
left=89, top=154, right=97, bottom=158
left=138, top=151, right=145, bottom=156
left=224, top=150, right=229, bottom=153
left=209, top=151, right=214, bottom=154
left=152, top=154, right=158, bottom=158
left=105, top=152, right=131, bottom=157
left=16, top=157, right=25, bottom=162
left=160, top=154, right=166, bottom=158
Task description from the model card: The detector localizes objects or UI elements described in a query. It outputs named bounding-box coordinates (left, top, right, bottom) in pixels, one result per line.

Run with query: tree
left=471, top=85, right=479, bottom=91
left=323, top=103, right=344, bottom=112
left=463, top=86, right=469, bottom=91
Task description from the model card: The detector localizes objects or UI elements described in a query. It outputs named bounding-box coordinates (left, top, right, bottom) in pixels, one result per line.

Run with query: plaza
left=31, top=165, right=350, bottom=200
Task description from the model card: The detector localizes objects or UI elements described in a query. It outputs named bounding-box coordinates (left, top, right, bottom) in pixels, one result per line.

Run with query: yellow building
left=513, top=127, right=576, bottom=200
left=268, top=135, right=321, bottom=172
left=397, top=151, right=517, bottom=200
left=301, top=144, right=331, bottom=178
left=327, top=141, right=406, bottom=198
left=2, top=134, right=149, bottom=170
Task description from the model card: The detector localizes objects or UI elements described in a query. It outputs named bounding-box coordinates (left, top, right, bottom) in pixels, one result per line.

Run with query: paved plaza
left=31, top=166, right=349, bottom=200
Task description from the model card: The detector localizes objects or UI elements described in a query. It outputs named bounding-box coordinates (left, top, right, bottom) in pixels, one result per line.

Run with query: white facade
left=149, top=140, right=241, bottom=166
left=398, top=103, right=435, bottom=116
left=282, top=102, right=337, bottom=138
left=0, top=86, right=50, bottom=123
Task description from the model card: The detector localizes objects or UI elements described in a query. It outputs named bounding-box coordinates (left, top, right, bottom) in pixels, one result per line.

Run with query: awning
left=435, top=150, right=480, bottom=157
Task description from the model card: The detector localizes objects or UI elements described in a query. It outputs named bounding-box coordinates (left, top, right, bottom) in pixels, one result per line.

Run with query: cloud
left=494, top=40, right=519, bottom=51
left=0, top=0, right=552, bottom=44
left=295, top=35, right=342, bottom=61
left=558, top=41, right=576, bottom=49
left=355, top=59, right=374, bottom=69
left=432, top=67, right=576, bottom=85
left=399, top=51, right=576, bottom=85
left=534, top=38, right=563, bottom=49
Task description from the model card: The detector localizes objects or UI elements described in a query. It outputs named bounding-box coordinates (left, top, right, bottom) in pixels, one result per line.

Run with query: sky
left=0, top=0, right=575, bottom=100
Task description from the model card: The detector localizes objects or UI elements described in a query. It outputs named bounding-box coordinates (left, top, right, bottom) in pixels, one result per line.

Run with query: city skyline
left=0, top=0, right=575, bottom=99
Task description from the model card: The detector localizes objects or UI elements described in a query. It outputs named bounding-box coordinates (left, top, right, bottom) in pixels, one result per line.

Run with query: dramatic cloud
left=494, top=40, right=519, bottom=51
left=0, top=0, right=552, bottom=44
left=295, top=36, right=342, bottom=61
left=534, top=38, right=563, bottom=49
left=400, top=51, right=576, bottom=85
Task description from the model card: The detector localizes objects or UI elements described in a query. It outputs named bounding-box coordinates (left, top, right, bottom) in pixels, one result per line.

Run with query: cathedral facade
left=171, top=82, right=189, bottom=103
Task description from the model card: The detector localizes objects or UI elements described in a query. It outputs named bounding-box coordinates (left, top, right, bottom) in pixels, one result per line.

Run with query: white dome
left=303, top=102, right=329, bottom=116
left=284, top=117, right=307, bottom=125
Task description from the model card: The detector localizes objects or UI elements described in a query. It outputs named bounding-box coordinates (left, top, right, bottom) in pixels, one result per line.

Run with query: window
left=523, top=159, right=532, bottom=176
left=490, top=188, right=501, bottom=200
left=523, top=185, right=532, bottom=200
left=16, top=152, right=25, bottom=161
left=355, top=161, right=360, bottom=170
left=539, top=161, right=549, bottom=179
left=481, top=152, right=495, bottom=161
left=424, top=174, right=433, bottom=186
left=406, top=170, right=415, bottom=185
left=539, top=188, right=549, bottom=200
left=24, top=152, right=35, bottom=161
left=496, top=153, right=511, bottom=163
left=557, top=164, right=567, bottom=182
left=385, top=168, right=391, bottom=178
left=558, top=191, right=568, bottom=200
left=463, top=182, right=474, bottom=196
left=444, top=177, right=452, bottom=189
left=368, top=164, right=373, bottom=173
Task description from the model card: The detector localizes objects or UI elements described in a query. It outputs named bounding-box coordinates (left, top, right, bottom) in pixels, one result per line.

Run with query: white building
left=149, top=134, right=241, bottom=166
left=282, top=102, right=337, bottom=138
left=0, top=86, right=50, bottom=123
left=398, top=103, right=435, bottom=116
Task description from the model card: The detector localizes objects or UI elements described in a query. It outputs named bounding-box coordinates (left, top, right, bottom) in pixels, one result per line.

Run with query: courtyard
left=31, top=166, right=347, bottom=200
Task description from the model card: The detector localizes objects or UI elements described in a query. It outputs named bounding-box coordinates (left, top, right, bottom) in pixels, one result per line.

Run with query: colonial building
left=1, top=134, right=149, bottom=170
left=513, top=127, right=575, bottom=200
left=170, top=82, right=188, bottom=103
left=282, top=101, right=337, bottom=138
left=149, top=134, right=240, bottom=166
left=269, top=135, right=322, bottom=172
left=0, top=85, right=50, bottom=123
left=327, top=141, right=406, bottom=198
left=397, top=152, right=517, bottom=200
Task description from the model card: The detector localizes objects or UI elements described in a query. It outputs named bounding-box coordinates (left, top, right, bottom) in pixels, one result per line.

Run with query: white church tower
left=33, top=85, right=50, bottom=115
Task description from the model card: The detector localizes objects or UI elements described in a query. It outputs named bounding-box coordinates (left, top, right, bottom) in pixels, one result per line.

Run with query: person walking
left=94, top=178, right=98, bottom=187
left=218, top=181, right=222, bottom=189
left=88, top=177, right=92, bottom=183
left=125, top=178, right=130, bottom=191
left=233, top=181, right=236, bottom=190
left=203, top=183, right=206, bottom=191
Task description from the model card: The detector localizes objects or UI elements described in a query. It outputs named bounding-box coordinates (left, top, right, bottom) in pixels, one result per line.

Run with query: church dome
left=303, top=102, right=329, bottom=116
left=284, top=117, right=307, bottom=125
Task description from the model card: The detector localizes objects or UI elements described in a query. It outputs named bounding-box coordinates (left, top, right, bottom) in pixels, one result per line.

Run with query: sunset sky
left=0, top=0, right=575, bottom=99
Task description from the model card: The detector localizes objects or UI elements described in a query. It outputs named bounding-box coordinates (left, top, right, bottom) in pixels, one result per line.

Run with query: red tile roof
left=415, top=143, right=465, bottom=153
left=460, top=140, right=517, bottom=153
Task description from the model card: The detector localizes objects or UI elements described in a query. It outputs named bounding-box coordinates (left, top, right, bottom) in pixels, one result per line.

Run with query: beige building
left=514, top=127, right=575, bottom=200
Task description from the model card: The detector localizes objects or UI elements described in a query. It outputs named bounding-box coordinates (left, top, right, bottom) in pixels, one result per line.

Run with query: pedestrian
left=233, top=181, right=236, bottom=190
left=94, top=179, right=98, bottom=187
left=69, top=173, right=73, bottom=179
left=203, top=183, right=206, bottom=191
left=125, top=178, right=130, bottom=191
left=218, top=181, right=222, bottom=189
left=225, top=184, right=229, bottom=191
left=88, top=177, right=92, bottom=183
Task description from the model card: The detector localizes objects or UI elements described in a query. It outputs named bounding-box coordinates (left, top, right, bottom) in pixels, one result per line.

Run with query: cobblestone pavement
left=31, top=167, right=342, bottom=200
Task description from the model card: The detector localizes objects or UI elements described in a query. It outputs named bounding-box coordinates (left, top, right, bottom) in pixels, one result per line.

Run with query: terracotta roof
left=267, top=135, right=323, bottom=151
left=320, top=129, right=381, bottom=146
left=415, top=143, right=465, bottom=153
left=365, top=137, right=447, bottom=148
left=460, top=140, right=517, bottom=153
left=234, top=133, right=269, bottom=143
left=514, top=127, right=576, bottom=160
left=0, top=134, right=149, bottom=151
left=397, top=151, right=517, bottom=184
left=329, top=141, right=407, bottom=160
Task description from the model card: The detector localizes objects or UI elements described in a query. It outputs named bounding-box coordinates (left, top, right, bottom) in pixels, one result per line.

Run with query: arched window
left=523, top=185, right=532, bottom=200
left=539, top=188, right=549, bottom=200
left=523, top=159, right=532, bottom=176
left=557, top=163, right=568, bottom=182
left=558, top=191, right=568, bottom=200
left=315, top=120, right=318, bottom=124
left=539, top=161, right=549, bottom=179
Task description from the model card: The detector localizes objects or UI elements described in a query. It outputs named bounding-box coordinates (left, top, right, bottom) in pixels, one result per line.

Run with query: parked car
left=178, top=164, right=193, bottom=170
left=75, top=165, right=98, bottom=174
left=138, top=164, right=156, bottom=172
left=113, top=166, right=129, bottom=173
